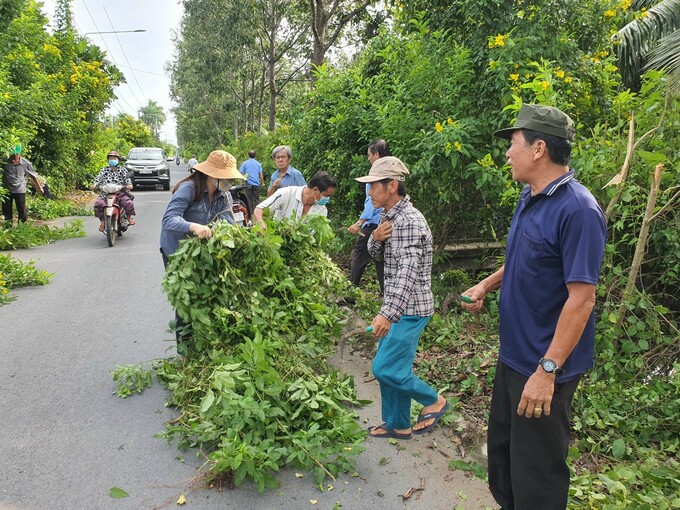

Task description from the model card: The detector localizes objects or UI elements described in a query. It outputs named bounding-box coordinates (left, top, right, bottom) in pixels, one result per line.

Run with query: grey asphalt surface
left=0, top=163, right=496, bottom=510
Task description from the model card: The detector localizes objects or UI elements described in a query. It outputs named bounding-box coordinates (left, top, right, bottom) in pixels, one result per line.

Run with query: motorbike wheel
left=106, top=215, right=117, bottom=247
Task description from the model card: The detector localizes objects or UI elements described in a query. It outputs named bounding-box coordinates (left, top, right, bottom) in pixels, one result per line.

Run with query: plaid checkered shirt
left=368, top=195, right=434, bottom=322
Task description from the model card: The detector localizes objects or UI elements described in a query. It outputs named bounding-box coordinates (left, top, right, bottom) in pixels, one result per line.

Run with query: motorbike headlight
left=101, top=183, right=122, bottom=193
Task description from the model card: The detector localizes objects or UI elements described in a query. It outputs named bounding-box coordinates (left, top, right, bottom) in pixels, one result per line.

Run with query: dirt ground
left=330, top=312, right=498, bottom=510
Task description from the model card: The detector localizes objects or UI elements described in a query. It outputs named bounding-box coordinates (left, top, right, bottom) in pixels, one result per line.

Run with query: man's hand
left=370, top=314, right=391, bottom=338
left=372, top=220, right=392, bottom=241
left=347, top=222, right=362, bottom=235
left=460, top=282, right=488, bottom=313
left=126, top=184, right=133, bottom=190
left=517, top=369, right=555, bottom=419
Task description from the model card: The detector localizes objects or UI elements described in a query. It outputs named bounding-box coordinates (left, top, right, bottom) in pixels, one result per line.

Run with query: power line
left=79, top=0, right=145, bottom=110
left=115, top=64, right=166, bottom=77
left=103, top=5, right=149, bottom=107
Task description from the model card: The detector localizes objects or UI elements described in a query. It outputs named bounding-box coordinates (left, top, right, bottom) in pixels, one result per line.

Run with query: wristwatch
left=539, top=357, right=564, bottom=376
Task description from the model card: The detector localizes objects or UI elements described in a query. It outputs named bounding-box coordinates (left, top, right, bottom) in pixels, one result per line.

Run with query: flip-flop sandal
left=128, top=218, right=136, bottom=225
left=412, top=400, right=450, bottom=435
left=98, top=224, right=105, bottom=232
left=367, top=423, right=412, bottom=440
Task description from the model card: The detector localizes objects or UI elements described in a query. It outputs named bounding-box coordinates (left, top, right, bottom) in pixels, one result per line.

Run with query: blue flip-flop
left=412, top=400, right=450, bottom=435
left=367, top=423, right=412, bottom=440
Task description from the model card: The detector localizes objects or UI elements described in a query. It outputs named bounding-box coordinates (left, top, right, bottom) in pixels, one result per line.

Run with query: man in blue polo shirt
left=346, top=139, right=389, bottom=294
left=461, top=104, right=607, bottom=510
left=267, top=145, right=306, bottom=197
left=239, top=150, right=264, bottom=208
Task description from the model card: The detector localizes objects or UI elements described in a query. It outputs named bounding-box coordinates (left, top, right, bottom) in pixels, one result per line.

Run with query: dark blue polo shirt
left=499, top=170, right=607, bottom=382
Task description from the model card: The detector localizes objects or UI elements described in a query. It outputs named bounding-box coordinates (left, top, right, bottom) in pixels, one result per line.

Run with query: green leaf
left=612, top=438, right=626, bottom=459
left=109, top=487, right=129, bottom=498
left=200, top=389, right=215, bottom=413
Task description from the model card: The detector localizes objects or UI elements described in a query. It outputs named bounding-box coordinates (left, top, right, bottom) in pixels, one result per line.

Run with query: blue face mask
left=108, top=159, right=119, bottom=167
left=316, top=196, right=330, bottom=206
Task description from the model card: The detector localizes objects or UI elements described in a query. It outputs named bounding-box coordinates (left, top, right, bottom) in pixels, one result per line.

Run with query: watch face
left=542, top=359, right=557, bottom=372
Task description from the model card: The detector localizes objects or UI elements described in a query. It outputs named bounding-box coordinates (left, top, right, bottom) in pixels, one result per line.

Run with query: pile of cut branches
left=115, top=217, right=367, bottom=492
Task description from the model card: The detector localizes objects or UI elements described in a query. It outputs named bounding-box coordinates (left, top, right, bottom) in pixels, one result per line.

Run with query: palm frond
left=645, top=29, right=680, bottom=94
left=631, top=0, right=663, bottom=9
left=613, top=0, right=680, bottom=90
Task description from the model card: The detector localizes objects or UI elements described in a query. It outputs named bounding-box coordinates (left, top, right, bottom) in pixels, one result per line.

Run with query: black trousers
left=2, top=192, right=28, bottom=223
left=488, top=361, right=581, bottom=510
left=349, top=223, right=384, bottom=293
left=245, top=185, right=260, bottom=210
left=161, top=249, right=190, bottom=353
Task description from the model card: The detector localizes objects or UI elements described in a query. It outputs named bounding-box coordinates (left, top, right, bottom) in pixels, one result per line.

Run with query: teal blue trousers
left=372, top=315, right=438, bottom=429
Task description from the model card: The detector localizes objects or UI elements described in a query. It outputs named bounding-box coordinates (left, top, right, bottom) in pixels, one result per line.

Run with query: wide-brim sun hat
left=355, top=156, right=410, bottom=183
left=494, top=104, right=575, bottom=141
left=193, top=150, right=245, bottom=180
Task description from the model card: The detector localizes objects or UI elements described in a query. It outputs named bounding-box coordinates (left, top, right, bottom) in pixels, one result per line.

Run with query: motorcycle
left=100, top=183, right=130, bottom=247
left=227, top=183, right=253, bottom=227
left=175, top=156, right=180, bottom=166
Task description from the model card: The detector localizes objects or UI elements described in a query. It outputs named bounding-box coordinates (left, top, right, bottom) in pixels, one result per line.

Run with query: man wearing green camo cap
left=461, top=103, right=607, bottom=509
left=2, top=144, right=44, bottom=224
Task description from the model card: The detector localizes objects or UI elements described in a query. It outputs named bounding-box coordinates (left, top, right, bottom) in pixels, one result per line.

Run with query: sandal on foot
left=128, top=218, right=135, bottom=225
left=98, top=223, right=105, bottom=232
left=412, top=400, right=450, bottom=435
left=367, top=423, right=412, bottom=440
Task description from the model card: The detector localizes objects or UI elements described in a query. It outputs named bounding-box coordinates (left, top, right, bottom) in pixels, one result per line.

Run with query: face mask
left=108, top=159, right=119, bottom=167
left=316, top=196, right=330, bottom=206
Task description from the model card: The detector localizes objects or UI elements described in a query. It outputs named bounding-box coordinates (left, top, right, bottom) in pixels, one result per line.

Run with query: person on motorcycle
left=93, top=151, right=136, bottom=232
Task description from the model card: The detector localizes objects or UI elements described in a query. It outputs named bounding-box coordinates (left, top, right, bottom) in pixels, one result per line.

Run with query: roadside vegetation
left=2, top=0, right=678, bottom=506
left=168, top=0, right=680, bottom=506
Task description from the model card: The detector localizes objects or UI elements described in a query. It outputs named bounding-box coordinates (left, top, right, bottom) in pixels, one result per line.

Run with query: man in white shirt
left=254, top=171, right=337, bottom=226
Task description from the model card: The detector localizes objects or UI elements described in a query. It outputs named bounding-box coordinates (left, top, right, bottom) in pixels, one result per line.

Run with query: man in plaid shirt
left=357, top=156, right=448, bottom=440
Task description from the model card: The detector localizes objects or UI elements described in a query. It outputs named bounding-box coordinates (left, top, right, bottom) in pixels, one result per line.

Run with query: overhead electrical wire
left=103, top=5, right=149, bottom=107
left=80, top=0, right=145, bottom=111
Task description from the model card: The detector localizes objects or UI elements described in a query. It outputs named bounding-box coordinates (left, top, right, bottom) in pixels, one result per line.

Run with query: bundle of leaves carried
left=153, top=217, right=367, bottom=491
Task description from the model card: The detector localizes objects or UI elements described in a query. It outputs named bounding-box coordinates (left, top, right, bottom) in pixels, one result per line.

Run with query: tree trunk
left=617, top=164, right=665, bottom=324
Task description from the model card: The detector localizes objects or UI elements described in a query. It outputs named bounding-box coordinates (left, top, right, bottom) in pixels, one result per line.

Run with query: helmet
left=107, top=150, right=121, bottom=159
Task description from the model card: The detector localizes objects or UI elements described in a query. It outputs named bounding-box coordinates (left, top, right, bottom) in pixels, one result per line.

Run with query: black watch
left=539, top=357, right=564, bottom=376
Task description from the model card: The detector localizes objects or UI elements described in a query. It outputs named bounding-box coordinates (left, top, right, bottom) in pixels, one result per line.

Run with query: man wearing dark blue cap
left=461, top=104, right=607, bottom=509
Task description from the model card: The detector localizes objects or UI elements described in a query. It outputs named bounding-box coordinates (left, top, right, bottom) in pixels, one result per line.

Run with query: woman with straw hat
left=160, top=150, right=242, bottom=352
left=160, top=149, right=243, bottom=261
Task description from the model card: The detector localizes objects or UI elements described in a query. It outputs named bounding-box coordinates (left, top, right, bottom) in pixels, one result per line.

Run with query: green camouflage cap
left=494, top=104, right=575, bottom=141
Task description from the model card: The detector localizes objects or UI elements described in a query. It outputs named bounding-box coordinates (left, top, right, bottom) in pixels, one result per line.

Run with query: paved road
left=0, top=164, right=496, bottom=509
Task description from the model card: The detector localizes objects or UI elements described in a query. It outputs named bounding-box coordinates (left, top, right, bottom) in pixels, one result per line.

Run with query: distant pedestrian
left=346, top=140, right=389, bottom=294
left=266, top=145, right=305, bottom=197
left=239, top=150, right=264, bottom=208
left=2, top=145, right=44, bottom=224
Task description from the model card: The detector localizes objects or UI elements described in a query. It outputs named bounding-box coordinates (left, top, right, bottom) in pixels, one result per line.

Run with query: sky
left=40, top=0, right=183, bottom=145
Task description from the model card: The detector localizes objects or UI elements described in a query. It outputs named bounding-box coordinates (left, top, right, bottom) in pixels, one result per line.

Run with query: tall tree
left=138, top=100, right=166, bottom=140
left=309, top=0, right=373, bottom=71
